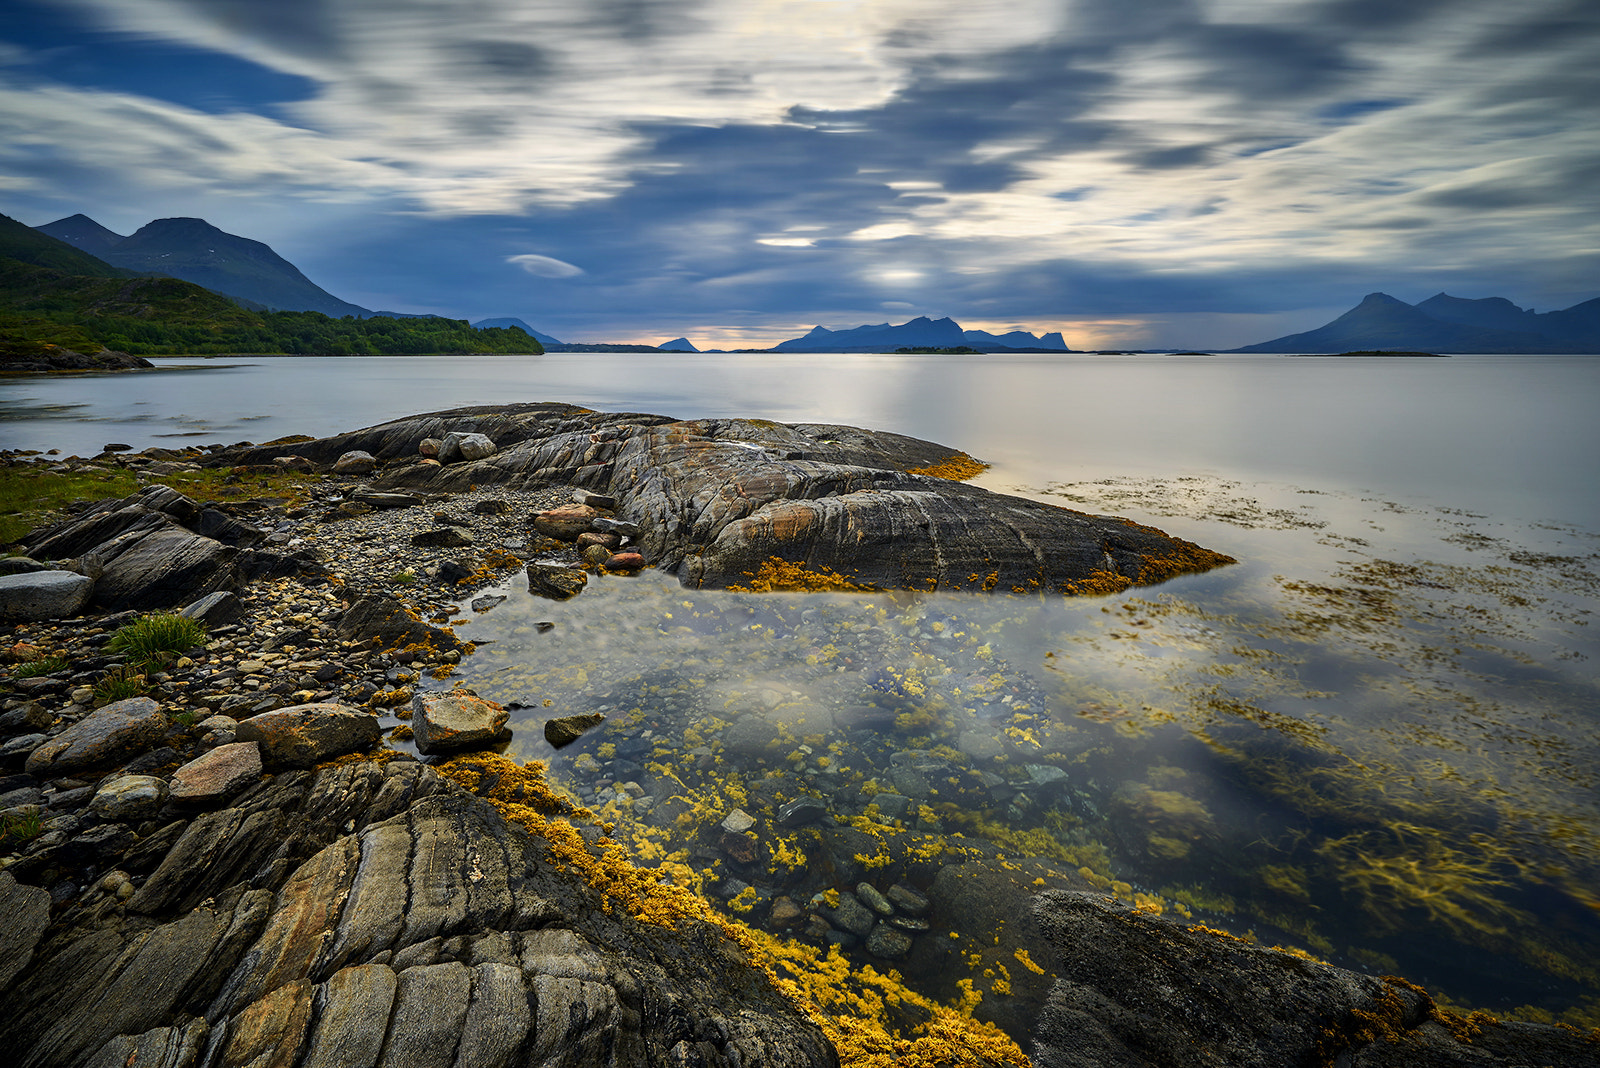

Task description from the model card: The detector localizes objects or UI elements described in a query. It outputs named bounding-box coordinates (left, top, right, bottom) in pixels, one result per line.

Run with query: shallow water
left=6, top=351, right=1599, bottom=1020
left=446, top=474, right=1600, bottom=1020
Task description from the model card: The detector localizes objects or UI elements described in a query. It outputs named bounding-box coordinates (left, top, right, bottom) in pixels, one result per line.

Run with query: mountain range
left=1238, top=292, right=1600, bottom=354
left=770, top=316, right=1070, bottom=352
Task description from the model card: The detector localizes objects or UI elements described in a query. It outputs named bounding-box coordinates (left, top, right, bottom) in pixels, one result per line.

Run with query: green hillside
left=0, top=256, right=542, bottom=357
left=0, top=212, right=133, bottom=279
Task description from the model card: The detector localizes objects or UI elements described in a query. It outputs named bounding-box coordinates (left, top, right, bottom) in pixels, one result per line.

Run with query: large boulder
left=438, top=431, right=497, bottom=464
left=0, top=571, right=94, bottom=622
left=24, top=696, right=167, bottom=778
left=234, top=705, right=381, bottom=768
left=410, top=692, right=509, bottom=755
left=1029, top=890, right=1600, bottom=1068
left=84, top=525, right=239, bottom=610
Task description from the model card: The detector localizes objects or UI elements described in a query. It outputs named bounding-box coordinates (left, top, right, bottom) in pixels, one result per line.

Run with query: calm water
left=5, top=352, right=1599, bottom=1021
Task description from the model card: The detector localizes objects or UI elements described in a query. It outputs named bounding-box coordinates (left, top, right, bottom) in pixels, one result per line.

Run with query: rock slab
left=170, top=741, right=263, bottom=802
left=24, top=696, right=166, bottom=777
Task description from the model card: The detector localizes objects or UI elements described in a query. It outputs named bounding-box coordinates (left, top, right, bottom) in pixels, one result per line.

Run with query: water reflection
left=439, top=475, right=1600, bottom=1026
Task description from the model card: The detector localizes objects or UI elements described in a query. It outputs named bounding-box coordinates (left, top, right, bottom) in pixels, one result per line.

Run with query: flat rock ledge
left=221, top=403, right=1235, bottom=594
left=0, top=758, right=836, bottom=1068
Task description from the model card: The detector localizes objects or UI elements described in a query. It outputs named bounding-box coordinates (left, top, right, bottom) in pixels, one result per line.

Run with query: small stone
left=470, top=499, right=511, bottom=515
left=419, top=437, right=442, bottom=457
left=887, top=915, right=931, bottom=932
left=821, top=890, right=876, bottom=937
left=777, top=795, right=828, bottom=827
left=89, top=774, right=169, bottom=822
left=575, top=532, right=621, bottom=551
left=436, top=560, right=474, bottom=584
left=332, top=450, right=378, bottom=475
left=531, top=504, right=600, bottom=541
left=581, top=544, right=612, bottom=566
left=720, top=831, right=759, bottom=864
left=543, top=711, right=604, bottom=747
left=179, top=590, right=244, bottom=626
left=527, top=563, right=587, bottom=600
left=603, top=552, right=646, bottom=572
left=1025, top=763, right=1069, bottom=787
left=856, top=882, right=894, bottom=916
left=237, top=660, right=267, bottom=674
left=865, top=923, right=914, bottom=960
left=589, top=517, right=640, bottom=537
left=352, top=490, right=424, bottom=510
left=572, top=489, right=617, bottom=510
left=411, top=527, right=473, bottom=548
left=272, top=455, right=314, bottom=472
left=872, top=792, right=913, bottom=820
left=336, top=501, right=373, bottom=518
left=68, top=687, right=95, bottom=705
left=886, top=883, right=930, bottom=915
left=768, top=896, right=804, bottom=929
left=720, top=808, right=756, bottom=834
left=169, top=741, right=262, bottom=802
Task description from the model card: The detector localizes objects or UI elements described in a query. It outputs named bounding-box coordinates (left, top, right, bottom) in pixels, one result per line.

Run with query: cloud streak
left=0, top=0, right=1595, bottom=347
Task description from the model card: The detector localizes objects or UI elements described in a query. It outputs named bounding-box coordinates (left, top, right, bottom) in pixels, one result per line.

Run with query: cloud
left=0, top=0, right=1594, bottom=343
left=506, top=253, right=584, bottom=277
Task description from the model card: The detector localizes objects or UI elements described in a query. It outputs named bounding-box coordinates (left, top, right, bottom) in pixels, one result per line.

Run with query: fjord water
left=6, top=352, right=1599, bottom=1018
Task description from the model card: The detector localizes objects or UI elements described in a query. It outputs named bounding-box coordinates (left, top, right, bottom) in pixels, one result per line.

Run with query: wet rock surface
left=1029, top=891, right=1600, bottom=1068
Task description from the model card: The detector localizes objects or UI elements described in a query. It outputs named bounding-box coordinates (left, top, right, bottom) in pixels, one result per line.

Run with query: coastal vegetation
left=0, top=240, right=544, bottom=357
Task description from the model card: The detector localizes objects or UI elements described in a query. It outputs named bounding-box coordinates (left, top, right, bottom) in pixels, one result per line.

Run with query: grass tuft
left=106, top=612, right=206, bottom=670
left=11, top=655, right=67, bottom=678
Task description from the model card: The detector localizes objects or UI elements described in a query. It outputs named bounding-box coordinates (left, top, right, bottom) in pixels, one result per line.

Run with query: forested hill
left=1, top=257, right=542, bottom=360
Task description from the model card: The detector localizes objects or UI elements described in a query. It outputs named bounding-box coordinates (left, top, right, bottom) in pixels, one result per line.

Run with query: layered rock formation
left=221, top=403, right=1233, bottom=594
left=1, top=757, right=836, bottom=1068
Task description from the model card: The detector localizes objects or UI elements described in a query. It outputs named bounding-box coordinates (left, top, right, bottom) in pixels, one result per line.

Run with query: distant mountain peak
left=773, top=315, right=1070, bottom=352
left=35, top=214, right=126, bottom=255
left=1238, top=290, right=1599, bottom=354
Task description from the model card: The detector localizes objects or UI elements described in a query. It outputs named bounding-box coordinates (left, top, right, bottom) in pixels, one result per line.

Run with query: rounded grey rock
left=90, top=774, right=169, bottom=822
left=0, top=570, right=94, bottom=623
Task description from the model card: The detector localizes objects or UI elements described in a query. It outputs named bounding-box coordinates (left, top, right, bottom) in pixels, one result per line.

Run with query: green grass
left=10, top=655, right=67, bottom=678
left=0, top=464, right=315, bottom=547
left=389, top=569, right=418, bottom=585
left=92, top=665, right=148, bottom=706
left=106, top=612, right=207, bottom=670
left=0, top=808, right=43, bottom=852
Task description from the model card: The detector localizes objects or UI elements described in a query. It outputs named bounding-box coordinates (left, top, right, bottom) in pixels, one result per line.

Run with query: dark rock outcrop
left=1029, top=891, right=1600, bottom=1068
left=218, top=404, right=1233, bottom=594
left=19, top=486, right=311, bottom=611
left=0, top=759, right=837, bottom=1068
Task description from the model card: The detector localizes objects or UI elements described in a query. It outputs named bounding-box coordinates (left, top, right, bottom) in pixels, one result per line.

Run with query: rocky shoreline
left=2, top=406, right=1595, bottom=1067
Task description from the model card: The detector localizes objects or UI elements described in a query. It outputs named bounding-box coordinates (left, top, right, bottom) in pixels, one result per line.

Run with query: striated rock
left=234, top=704, right=381, bottom=768
left=169, top=741, right=262, bottom=802
left=2, top=759, right=836, bottom=1068
left=410, top=692, right=509, bottom=755
left=24, top=696, right=166, bottom=778
left=532, top=503, right=601, bottom=541
left=85, top=525, right=237, bottom=610
left=178, top=589, right=244, bottom=626
left=543, top=711, right=605, bottom=747
left=0, top=571, right=94, bottom=623
left=217, top=403, right=1232, bottom=595
left=89, top=774, right=169, bottom=822
left=0, top=871, right=51, bottom=991
left=332, top=450, right=378, bottom=475
left=526, top=562, right=587, bottom=600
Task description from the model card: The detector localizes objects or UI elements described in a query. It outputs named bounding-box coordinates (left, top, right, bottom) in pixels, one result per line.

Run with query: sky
left=1, top=0, right=1596, bottom=350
